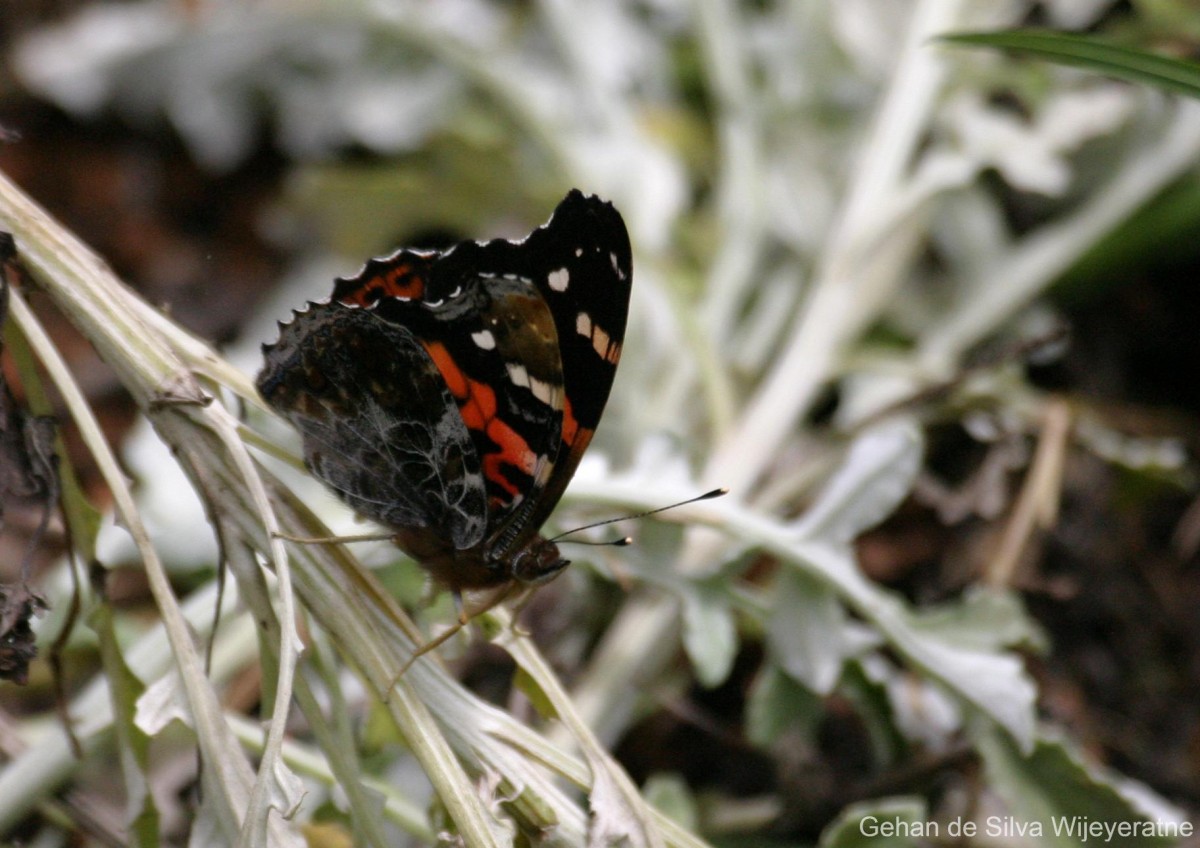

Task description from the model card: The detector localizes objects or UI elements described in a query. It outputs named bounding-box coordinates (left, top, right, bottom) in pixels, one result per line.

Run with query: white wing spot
left=592, top=324, right=616, bottom=362
left=575, top=248, right=583, bottom=257
left=576, top=311, right=622, bottom=363
left=506, top=362, right=531, bottom=388
left=548, top=267, right=570, bottom=292
left=528, top=375, right=555, bottom=405
left=507, top=363, right=556, bottom=406
left=472, top=329, right=497, bottom=350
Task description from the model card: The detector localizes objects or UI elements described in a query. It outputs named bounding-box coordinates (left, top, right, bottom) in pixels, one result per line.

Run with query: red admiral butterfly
left=257, top=190, right=631, bottom=596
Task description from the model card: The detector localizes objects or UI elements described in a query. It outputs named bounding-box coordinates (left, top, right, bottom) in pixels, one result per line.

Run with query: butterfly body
left=257, top=190, right=631, bottom=592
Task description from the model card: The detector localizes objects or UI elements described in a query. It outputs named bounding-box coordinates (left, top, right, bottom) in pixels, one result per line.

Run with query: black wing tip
left=557, top=187, right=621, bottom=218
left=549, top=188, right=630, bottom=250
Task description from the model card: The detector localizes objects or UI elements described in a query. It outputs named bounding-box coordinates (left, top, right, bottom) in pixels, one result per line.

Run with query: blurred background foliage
left=2, top=0, right=1200, bottom=846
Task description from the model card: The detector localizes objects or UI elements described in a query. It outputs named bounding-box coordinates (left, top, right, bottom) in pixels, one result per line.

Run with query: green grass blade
left=941, top=30, right=1200, bottom=100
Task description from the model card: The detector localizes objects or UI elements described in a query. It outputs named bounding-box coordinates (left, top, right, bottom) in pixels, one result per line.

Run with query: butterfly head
left=507, top=537, right=569, bottom=585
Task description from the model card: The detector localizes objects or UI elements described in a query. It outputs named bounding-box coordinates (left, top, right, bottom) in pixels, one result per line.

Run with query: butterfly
left=257, top=190, right=631, bottom=602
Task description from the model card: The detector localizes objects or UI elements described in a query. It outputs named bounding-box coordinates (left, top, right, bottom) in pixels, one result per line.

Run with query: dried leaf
left=0, top=581, right=46, bottom=684
left=0, top=232, right=56, bottom=684
left=1, top=231, right=60, bottom=560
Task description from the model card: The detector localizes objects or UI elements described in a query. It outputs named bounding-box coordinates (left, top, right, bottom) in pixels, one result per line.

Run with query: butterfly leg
left=273, top=530, right=394, bottom=545
left=391, top=585, right=518, bottom=682
left=504, top=587, right=537, bottom=638
left=451, top=589, right=468, bottom=624
left=392, top=617, right=468, bottom=681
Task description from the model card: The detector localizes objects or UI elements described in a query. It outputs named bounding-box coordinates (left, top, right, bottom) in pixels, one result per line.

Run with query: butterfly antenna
left=394, top=488, right=728, bottom=679
left=550, top=487, right=728, bottom=544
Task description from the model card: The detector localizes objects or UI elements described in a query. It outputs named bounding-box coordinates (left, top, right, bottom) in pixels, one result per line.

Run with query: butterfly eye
left=510, top=540, right=568, bottom=585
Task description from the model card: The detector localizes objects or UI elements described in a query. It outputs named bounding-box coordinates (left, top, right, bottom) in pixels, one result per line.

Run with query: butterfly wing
left=257, top=301, right=488, bottom=549
left=332, top=249, right=566, bottom=532
left=523, top=192, right=631, bottom=535
left=260, top=190, right=631, bottom=588
left=457, top=190, right=633, bottom=555
left=331, top=190, right=631, bottom=562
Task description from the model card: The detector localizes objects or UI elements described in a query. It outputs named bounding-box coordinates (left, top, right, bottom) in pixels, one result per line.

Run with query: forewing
left=333, top=253, right=565, bottom=529
left=312, top=189, right=631, bottom=560
left=509, top=190, right=632, bottom=536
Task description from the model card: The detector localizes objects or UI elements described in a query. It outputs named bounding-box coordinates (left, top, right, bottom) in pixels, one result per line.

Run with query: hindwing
left=257, top=302, right=487, bottom=548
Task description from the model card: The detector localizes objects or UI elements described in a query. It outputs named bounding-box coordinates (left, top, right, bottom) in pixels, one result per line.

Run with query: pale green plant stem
left=682, top=0, right=765, bottom=440
left=222, top=536, right=397, bottom=847
left=538, top=0, right=627, bottom=133
left=191, top=434, right=517, bottom=848
left=205, top=404, right=304, bottom=848
left=351, top=582, right=720, bottom=848
left=648, top=0, right=785, bottom=447
left=225, top=709, right=434, bottom=841
left=0, top=582, right=434, bottom=844
left=0, top=582, right=246, bottom=835
left=919, top=98, right=1200, bottom=369
left=0, top=169, right=508, bottom=846
left=499, top=615, right=667, bottom=848
left=695, top=0, right=769, bottom=339
left=4, top=277, right=284, bottom=845
left=553, top=451, right=1036, bottom=747
left=704, top=0, right=966, bottom=494
left=212, top=443, right=705, bottom=846
left=361, top=1, right=576, bottom=182
left=566, top=0, right=970, bottom=738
